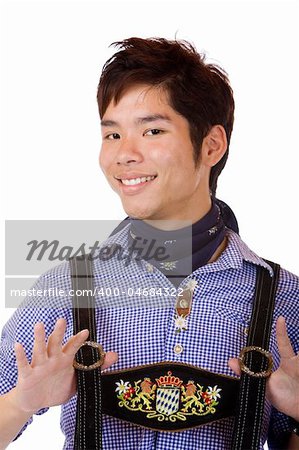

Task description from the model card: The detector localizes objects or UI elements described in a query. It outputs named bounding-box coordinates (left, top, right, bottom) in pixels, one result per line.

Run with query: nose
left=116, top=138, right=143, bottom=165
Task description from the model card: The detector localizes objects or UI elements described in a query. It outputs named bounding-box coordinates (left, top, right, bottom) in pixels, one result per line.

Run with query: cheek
left=149, top=145, right=175, bottom=167
left=150, top=139, right=193, bottom=168
left=99, top=147, right=111, bottom=174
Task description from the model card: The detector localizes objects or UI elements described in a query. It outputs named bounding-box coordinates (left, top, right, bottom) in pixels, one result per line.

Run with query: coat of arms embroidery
left=115, top=371, right=222, bottom=422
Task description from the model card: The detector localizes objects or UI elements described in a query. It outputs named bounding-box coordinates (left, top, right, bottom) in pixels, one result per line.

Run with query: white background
left=0, top=0, right=298, bottom=448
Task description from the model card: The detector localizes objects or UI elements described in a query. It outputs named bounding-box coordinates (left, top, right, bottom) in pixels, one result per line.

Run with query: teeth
left=121, top=176, right=156, bottom=186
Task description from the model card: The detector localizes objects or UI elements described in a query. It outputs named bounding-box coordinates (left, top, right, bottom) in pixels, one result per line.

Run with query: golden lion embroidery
left=115, top=371, right=222, bottom=422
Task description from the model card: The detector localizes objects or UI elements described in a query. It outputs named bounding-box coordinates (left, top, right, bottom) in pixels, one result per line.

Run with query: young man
left=0, top=38, right=298, bottom=449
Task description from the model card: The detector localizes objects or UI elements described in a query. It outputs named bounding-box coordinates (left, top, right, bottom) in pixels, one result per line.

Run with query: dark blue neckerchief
left=127, top=198, right=239, bottom=286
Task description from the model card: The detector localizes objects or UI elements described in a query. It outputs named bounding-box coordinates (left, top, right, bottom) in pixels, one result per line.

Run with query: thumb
left=228, top=357, right=241, bottom=376
left=101, top=351, right=118, bottom=371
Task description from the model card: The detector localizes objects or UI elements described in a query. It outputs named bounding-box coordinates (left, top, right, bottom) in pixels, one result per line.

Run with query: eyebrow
left=101, top=114, right=172, bottom=127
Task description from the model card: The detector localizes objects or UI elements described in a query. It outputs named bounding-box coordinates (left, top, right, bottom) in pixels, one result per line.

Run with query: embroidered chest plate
left=101, top=363, right=239, bottom=431
left=116, top=370, right=222, bottom=423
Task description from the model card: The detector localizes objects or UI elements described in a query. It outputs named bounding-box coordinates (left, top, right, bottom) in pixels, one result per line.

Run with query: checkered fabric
left=1, top=226, right=298, bottom=449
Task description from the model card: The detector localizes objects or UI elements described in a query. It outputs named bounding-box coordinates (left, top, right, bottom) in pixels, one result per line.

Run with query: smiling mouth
left=117, top=175, right=157, bottom=186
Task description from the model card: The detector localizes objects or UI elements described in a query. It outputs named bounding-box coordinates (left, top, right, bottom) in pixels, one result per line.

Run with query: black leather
left=70, top=255, right=280, bottom=450
left=70, top=255, right=102, bottom=450
left=101, top=362, right=239, bottom=431
left=231, top=260, right=280, bottom=450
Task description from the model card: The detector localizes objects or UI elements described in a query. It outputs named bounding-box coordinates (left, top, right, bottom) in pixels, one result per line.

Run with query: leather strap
left=231, top=260, right=280, bottom=450
left=70, top=256, right=280, bottom=449
left=70, top=255, right=102, bottom=450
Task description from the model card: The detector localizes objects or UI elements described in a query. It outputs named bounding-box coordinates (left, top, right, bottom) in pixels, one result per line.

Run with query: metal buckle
left=239, top=346, right=273, bottom=378
left=73, top=341, right=106, bottom=371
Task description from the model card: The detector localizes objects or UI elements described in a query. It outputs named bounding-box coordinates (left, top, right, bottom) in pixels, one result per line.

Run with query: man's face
left=99, top=85, right=210, bottom=223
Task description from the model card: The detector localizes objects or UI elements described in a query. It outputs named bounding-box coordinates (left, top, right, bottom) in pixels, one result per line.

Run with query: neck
left=143, top=196, right=212, bottom=231
left=128, top=198, right=227, bottom=279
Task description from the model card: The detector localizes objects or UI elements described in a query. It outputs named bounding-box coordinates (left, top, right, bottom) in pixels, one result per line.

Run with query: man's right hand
left=10, top=318, right=118, bottom=414
left=0, top=318, right=118, bottom=449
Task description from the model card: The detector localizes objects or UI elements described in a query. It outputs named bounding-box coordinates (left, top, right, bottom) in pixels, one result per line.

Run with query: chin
left=122, top=204, right=155, bottom=220
left=126, top=211, right=152, bottom=220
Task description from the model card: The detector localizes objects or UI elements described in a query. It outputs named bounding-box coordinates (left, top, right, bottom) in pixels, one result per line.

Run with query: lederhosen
left=70, top=253, right=280, bottom=450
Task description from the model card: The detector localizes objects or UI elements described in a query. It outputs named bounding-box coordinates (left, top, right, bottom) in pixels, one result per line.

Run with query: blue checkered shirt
left=1, top=226, right=298, bottom=449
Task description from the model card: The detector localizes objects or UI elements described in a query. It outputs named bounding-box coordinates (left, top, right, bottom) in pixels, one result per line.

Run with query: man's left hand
left=228, top=316, right=299, bottom=421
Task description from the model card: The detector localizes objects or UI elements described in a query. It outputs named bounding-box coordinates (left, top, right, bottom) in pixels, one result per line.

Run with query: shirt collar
left=195, top=229, right=274, bottom=276
left=100, top=223, right=274, bottom=277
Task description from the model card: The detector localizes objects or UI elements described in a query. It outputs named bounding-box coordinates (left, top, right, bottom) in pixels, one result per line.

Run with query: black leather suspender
left=70, top=256, right=102, bottom=450
left=232, top=259, right=280, bottom=449
left=70, top=255, right=280, bottom=450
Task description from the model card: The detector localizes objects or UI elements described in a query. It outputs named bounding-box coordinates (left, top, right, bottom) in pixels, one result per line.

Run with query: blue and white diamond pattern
left=156, top=387, right=180, bottom=416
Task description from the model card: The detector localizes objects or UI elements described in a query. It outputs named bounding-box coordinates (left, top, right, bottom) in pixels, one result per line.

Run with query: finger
left=47, top=318, right=67, bottom=357
left=101, top=351, right=118, bottom=371
left=276, top=316, right=295, bottom=359
left=228, top=357, right=241, bottom=376
left=31, top=322, right=47, bottom=367
left=14, top=342, right=32, bottom=378
left=62, top=329, right=89, bottom=357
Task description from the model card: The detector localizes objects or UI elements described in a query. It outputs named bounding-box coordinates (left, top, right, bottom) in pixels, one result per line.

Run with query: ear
left=201, top=125, right=227, bottom=167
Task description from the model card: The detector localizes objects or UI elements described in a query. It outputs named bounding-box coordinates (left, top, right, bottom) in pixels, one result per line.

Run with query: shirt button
left=174, top=344, right=183, bottom=355
left=146, top=263, right=154, bottom=273
left=179, top=298, right=189, bottom=308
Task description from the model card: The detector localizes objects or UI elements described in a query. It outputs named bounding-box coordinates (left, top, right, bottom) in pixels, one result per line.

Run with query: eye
left=105, top=133, right=121, bottom=140
left=144, top=129, right=164, bottom=136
